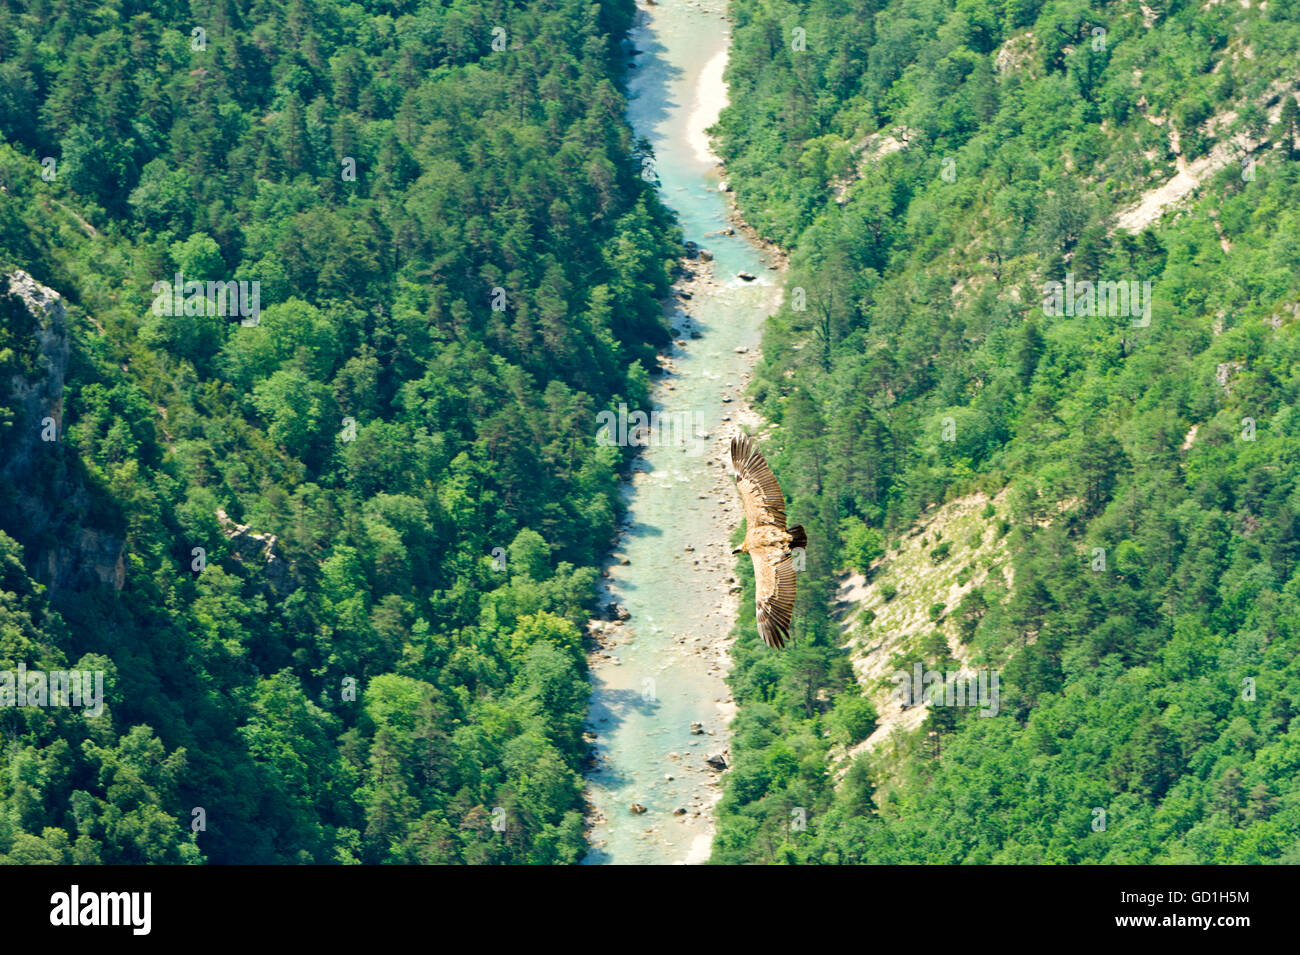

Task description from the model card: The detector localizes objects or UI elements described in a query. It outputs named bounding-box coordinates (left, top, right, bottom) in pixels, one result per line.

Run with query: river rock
left=737, top=271, right=755, bottom=281
left=630, top=803, right=647, bottom=815
left=690, top=721, right=705, bottom=735
left=705, top=753, right=728, bottom=771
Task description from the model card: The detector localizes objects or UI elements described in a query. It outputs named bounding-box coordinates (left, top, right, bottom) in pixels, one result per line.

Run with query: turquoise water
left=583, top=0, right=782, bottom=865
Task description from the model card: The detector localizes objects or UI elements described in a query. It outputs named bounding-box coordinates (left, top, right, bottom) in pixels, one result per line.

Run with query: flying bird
left=730, top=434, right=806, bottom=648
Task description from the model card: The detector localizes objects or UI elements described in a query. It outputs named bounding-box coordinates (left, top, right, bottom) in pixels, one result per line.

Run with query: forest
left=711, top=0, right=1300, bottom=862
left=3, top=0, right=1298, bottom=869
left=0, top=0, right=680, bottom=863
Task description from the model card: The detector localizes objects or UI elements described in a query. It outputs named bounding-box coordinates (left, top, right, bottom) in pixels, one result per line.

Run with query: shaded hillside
left=0, top=0, right=679, bottom=864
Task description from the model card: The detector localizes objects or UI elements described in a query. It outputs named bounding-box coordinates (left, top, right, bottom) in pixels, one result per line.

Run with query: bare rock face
left=44, top=528, right=127, bottom=591
left=0, top=271, right=126, bottom=594
left=216, top=508, right=292, bottom=596
left=1, top=271, right=69, bottom=484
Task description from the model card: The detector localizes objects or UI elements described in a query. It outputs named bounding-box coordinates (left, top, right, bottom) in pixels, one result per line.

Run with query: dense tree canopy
left=0, top=0, right=678, bottom=863
left=712, top=0, right=1300, bottom=864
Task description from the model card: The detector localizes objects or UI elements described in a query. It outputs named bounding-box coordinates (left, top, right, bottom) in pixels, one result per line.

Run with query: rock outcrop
left=0, top=271, right=126, bottom=594
left=216, top=508, right=292, bottom=596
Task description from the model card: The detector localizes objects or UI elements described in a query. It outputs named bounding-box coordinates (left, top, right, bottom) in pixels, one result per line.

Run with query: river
left=583, top=0, right=783, bottom=865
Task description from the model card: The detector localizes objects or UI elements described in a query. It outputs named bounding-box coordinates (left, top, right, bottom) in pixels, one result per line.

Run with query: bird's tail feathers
left=789, top=524, right=807, bottom=550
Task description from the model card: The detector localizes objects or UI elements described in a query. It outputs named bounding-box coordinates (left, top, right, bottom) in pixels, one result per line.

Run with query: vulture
left=730, top=434, right=806, bottom=648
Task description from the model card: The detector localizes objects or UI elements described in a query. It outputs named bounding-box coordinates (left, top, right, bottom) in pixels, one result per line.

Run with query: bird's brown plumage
left=730, top=435, right=806, bottom=648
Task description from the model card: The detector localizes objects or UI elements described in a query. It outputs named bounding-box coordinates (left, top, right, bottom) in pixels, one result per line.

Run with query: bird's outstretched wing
left=730, top=435, right=787, bottom=529
left=752, top=550, right=796, bottom=648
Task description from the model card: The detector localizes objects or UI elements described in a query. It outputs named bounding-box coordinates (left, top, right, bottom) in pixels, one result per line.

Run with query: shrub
left=841, top=516, right=885, bottom=573
left=829, top=693, right=878, bottom=746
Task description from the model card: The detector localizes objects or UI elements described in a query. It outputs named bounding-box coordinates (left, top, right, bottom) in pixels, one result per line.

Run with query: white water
left=583, top=0, right=782, bottom=865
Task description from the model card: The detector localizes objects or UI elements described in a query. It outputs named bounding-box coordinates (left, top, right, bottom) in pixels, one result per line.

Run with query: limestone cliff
left=0, top=270, right=125, bottom=593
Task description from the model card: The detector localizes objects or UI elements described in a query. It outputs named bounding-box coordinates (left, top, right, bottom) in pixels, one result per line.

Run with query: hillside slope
left=712, top=0, right=1300, bottom=863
